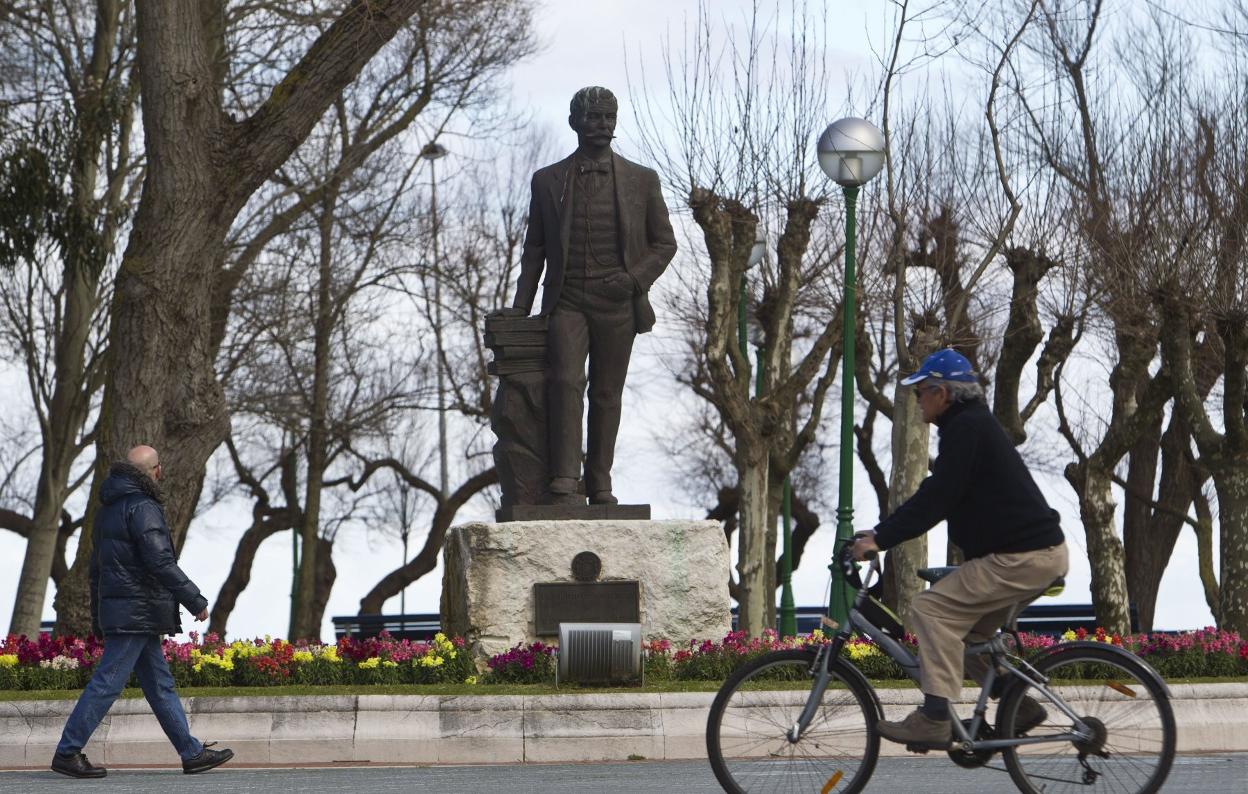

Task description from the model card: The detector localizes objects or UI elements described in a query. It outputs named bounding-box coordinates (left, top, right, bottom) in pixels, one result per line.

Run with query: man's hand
left=603, top=271, right=637, bottom=298
left=851, top=533, right=880, bottom=561
left=195, top=609, right=209, bottom=621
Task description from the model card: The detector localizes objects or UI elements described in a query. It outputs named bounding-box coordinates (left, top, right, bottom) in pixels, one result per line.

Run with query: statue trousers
left=546, top=274, right=636, bottom=494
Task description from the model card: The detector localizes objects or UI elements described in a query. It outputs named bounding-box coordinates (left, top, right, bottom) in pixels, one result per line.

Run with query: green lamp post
left=740, top=233, right=798, bottom=637
left=817, top=117, right=885, bottom=627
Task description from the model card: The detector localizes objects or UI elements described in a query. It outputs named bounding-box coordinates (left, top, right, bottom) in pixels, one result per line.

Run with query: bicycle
left=705, top=540, right=1176, bottom=793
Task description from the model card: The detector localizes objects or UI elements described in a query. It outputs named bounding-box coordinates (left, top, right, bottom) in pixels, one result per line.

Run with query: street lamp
left=421, top=141, right=450, bottom=501
left=817, top=117, right=885, bottom=627
left=740, top=233, right=767, bottom=363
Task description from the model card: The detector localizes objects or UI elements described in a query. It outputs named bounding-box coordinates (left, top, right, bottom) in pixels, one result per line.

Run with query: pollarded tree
left=1159, top=99, right=1248, bottom=634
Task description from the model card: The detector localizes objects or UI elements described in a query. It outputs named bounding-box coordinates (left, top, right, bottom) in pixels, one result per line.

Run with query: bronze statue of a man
left=508, top=86, right=677, bottom=506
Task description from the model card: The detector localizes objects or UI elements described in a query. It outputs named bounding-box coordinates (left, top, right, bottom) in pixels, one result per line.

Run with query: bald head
left=127, top=445, right=162, bottom=481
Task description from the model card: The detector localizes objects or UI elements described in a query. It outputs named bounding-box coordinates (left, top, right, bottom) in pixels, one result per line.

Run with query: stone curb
left=2, top=683, right=1244, bottom=768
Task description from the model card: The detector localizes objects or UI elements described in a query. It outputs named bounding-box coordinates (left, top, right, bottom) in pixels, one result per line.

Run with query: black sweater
left=872, top=399, right=1064, bottom=560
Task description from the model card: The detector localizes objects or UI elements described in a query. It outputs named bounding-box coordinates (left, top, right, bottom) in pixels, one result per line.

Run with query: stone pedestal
left=441, top=520, right=730, bottom=663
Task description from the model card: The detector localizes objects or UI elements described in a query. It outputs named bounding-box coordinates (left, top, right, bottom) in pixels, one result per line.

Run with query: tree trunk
left=208, top=515, right=293, bottom=637
left=882, top=380, right=928, bottom=624
left=306, top=536, right=338, bottom=638
left=1122, top=409, right=1163, bottom=631
left=290, top=195, right=336, bottom=642
left=1213, top=469, right=1248, bottom=634
left=1124, top=418, right=1200, bottom=631
left=10, top=479, right=69, bottom=637
left=735, top=452, right=770, bottom=636
left=1067, top=464, right=1132, bottom=634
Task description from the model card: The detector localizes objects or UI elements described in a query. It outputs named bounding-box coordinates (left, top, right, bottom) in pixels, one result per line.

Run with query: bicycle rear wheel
left=705, top=648, right=880, bottom=793
left=999, top=645, right=1176, bottom=794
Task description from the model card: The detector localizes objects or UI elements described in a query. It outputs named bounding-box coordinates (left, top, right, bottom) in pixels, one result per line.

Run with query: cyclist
left=852, top=348, right=1068, bottom=748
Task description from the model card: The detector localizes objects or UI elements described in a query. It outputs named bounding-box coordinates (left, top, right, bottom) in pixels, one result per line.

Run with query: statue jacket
left=512, top=151, right=677, bottom=333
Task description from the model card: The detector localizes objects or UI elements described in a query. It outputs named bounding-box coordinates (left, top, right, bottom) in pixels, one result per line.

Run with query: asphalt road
left=2, top=754, right=1244, bottom=792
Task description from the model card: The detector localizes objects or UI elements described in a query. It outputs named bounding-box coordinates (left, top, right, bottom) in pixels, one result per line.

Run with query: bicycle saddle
left=916, top=566, right=959, bottom=584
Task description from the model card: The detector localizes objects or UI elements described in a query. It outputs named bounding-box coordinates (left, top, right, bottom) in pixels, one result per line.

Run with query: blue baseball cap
left=900, top=348, right=977, bottom=385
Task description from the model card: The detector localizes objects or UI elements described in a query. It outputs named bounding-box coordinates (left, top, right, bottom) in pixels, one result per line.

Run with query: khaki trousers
left=906, top=543, right=1068, bottom=701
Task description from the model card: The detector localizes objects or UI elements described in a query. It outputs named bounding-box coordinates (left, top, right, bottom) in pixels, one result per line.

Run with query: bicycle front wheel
left=1000, top=645, right=1176, bottom=794
left=705, top=648, right=880, bottom=794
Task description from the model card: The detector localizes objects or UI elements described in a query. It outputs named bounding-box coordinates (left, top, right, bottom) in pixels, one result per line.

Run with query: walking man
left=505, top=85, right=677, bottom=505
left=852, top=349, right=1068, bottom=748
left=52, top=446, right=233, bottom=778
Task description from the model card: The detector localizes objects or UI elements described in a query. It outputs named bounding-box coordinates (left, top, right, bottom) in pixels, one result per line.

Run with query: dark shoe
left=544, top=491, right=585, bottom=506
left=589, top=490, right=618, bottom=505
left=1013, top=695, right=1048, bottom=735
left=51, top=752, right=107, bottom=779
left=182, top=743, right=234, bottom=775
left=877, top=708, right=951, bottom=749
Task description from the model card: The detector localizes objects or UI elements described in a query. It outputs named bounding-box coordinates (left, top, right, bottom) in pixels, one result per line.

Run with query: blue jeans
left=57, top=633, right=203, bottom=761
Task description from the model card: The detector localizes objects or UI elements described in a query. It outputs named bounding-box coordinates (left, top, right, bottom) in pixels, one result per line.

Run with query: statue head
left=568, top=86, right=618, bottom=151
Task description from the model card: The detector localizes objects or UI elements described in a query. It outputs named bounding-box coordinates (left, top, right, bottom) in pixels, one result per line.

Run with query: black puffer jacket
left=89, top=463, right=207, bottom=636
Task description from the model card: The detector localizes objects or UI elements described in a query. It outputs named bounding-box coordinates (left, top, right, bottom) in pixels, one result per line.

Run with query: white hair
left=938, top=379, right=985, bottom=403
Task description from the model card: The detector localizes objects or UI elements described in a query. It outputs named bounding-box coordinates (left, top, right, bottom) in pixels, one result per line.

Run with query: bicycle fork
left=788, top=641, right=841, bottom=742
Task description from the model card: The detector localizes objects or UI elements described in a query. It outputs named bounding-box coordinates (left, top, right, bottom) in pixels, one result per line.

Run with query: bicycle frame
left=789, top=547, right=1095, bottom=751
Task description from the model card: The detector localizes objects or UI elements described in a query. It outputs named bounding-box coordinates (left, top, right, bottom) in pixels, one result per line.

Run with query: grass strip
left=2, top=676, right=1244, bottom=702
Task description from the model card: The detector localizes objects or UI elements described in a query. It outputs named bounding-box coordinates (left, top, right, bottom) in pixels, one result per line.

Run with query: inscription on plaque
left=533, top=581, right=641, bottom=635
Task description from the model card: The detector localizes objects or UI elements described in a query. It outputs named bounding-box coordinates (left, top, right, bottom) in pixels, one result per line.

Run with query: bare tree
left=0, top=0, right=140, bottom=637
left=52, top=0, right=537, bottom=635
left=1018, top=0, right=1181, bottom=634
left=1159, top=94, right=1248, bottom=633
left=631, top=1, right=867, bottom=635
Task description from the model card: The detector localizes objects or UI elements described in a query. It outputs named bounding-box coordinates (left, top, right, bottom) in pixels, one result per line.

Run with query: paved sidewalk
left=1, top=754, right=1245, bottom=793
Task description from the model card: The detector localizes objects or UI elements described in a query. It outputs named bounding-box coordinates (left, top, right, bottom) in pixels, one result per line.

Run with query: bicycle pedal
left=904, top=741, right=949, bottom=754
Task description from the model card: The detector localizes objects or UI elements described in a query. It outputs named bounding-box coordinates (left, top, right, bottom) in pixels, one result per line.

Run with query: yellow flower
left=418, top=654, right=445, bottom=668
left=1061, top=629, right=1077, bottom=642
left=810, top=629, right=825, bottom=641
left=192, top=652, right=234, bottom=673
left=382, top=660, right=398, bottom=668
left=292, top=651, right=314, bottom=664
left=358, top=657, right=381, bottom=670
left=464, top=675, right=478, bottom=685
left=0, top=654, right=18, bottom=668
left=317, top=646, right=340, bottom=663
left=845, top=642, right=880, bottom=661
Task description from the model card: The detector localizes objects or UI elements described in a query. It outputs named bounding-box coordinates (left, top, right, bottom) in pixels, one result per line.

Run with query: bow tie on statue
left=577, top=160, right=610, bottom=175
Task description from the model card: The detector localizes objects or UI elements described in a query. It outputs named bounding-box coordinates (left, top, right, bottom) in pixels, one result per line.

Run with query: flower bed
left=0, top=632, right=475, bottom=690
left=2, top=627, right=1245, bottom=691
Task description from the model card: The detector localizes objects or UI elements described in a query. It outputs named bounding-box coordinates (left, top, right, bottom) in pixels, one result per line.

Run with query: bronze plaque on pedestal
left=533, top=581, right=641, bottom=635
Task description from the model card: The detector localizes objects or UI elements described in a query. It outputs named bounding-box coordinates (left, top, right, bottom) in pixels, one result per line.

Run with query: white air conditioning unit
left=557, top=622, right=642, bottom=685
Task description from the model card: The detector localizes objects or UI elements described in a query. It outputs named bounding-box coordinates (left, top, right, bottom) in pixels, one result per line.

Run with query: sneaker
left=182, top=743, right=234, bottom=775
left=876, top=708, right=952, bottom=749
left=51, top=752, right=107, bottom=779
left=1014, top=695, right=1048, bottom=735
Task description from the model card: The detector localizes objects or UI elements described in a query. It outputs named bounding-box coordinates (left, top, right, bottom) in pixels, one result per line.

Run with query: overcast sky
left=0, top=0, right=1221, bottom=642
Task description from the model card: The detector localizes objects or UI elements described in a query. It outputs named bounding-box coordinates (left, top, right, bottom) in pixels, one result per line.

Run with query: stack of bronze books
left=484, top=314, right=547, bottom=376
